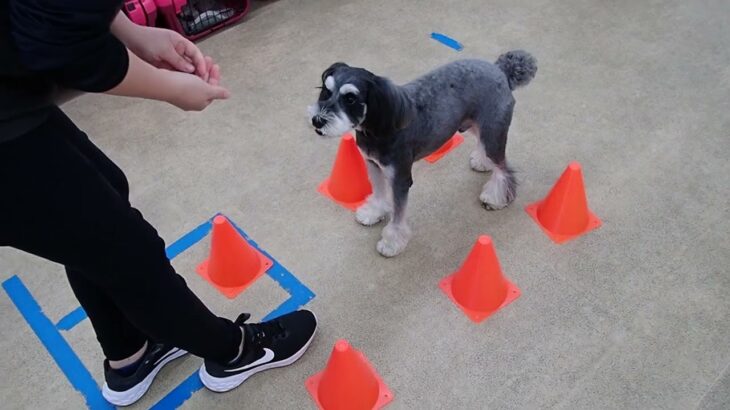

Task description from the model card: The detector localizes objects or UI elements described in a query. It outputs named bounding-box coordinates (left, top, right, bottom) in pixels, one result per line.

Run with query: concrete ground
left=1, top=0, right=729, bottom=408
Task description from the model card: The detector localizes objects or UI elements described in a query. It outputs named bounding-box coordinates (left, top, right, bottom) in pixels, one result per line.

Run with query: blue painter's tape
left=149, top=371, right=203, bottom=410
left=2, top=276, right=113, bottom=410
left=262, top=263, right=316, bottom=321
left=227, top=218, right=316, bottom=321
left=49, top=220, right=215, bottom=333
left=4, top=213, right=315, bottom=410
left=56, top=307, right=88, bottom=331
left=165, top=219, right=213, bottom=260
left=431, top=32, right=464, bottom=51
left=147, top=214, right=316, bottom=408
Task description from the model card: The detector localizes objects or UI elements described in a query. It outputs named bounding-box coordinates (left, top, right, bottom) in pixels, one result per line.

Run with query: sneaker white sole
left=199, top=327, right=317, bottom=393
left=102, top=348, right=188, bottom=406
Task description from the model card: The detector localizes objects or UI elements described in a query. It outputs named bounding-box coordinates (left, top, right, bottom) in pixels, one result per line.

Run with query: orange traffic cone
left=196, top=215, right=272, bottom=299
left=318, top=134, right=372, bottom=210
left=525, top=161, right=602, bottom=244
left=424, top=133, right=464, bottom=163
left=306, top=340, right=393, bottom=410
left=439, top=235, right=520, bottom=323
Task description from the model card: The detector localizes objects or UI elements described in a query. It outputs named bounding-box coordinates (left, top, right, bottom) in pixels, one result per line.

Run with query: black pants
left=0, top=107, right=240, bottom=362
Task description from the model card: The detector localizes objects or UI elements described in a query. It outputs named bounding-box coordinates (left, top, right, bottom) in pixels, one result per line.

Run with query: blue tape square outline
left=2, top=213, right=315, bottom=409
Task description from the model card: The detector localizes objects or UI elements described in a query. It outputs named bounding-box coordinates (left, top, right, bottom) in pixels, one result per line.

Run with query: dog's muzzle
left=312, top=116, right=326, bottom=135
left=311, top=116, right=326, bottom=128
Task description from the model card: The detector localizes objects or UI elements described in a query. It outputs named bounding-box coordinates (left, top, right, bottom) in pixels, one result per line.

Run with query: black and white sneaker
left=199, top=310, right=317, bottom=392
left=102, top=344, right=187, bottom=406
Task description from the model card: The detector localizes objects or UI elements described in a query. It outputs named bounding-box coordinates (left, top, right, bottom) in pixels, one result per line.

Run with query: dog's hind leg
left=469, top=132, right=496, bottom=173
left=356, top=160, right=391, bottom=226
left=463, top=122, right=495, bottom=172
left=478, top=114, right=517, bottom=210
left=376, top=165, right=412, bottom=257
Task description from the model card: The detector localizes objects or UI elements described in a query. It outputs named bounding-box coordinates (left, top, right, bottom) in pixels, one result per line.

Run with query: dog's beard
left=308, top=105, right=354, bottom=137
left=322, top=112, right=354, bottom=137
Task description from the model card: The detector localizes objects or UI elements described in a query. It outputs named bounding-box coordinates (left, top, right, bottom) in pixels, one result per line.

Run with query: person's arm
left=109, top=49, right=229, bottom=111
left=110, top=11, right=208, bottom=79
left=9, top=0, right=131, bottom=92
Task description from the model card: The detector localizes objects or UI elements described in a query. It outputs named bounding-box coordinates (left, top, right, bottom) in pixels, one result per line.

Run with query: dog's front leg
left=377, top=166, right=412, bottom=257
left=356, top=160, right=391, bottom=226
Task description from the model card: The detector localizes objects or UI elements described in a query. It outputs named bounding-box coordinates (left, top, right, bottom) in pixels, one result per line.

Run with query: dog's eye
left=343, top=93, right=357, bottom=105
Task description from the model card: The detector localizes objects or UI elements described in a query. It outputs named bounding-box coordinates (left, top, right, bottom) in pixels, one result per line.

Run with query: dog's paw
left=355, top=202, right=387, bottom=226
left=376, top=222, right=411, bottom=257
left=376, top=238, right=405, bottom=257
left=479, top=187, right=510, bottom=210
left=469, top=150, right=493, bottom=172
left=480, top=200, right=508, bottom=211
left=479, top=171, right=515, bottom=210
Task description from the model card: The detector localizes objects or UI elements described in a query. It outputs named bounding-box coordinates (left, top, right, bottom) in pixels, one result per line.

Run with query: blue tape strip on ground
left=52, top=220, right=216, bottom=332
left=228, top=218, right=316, bottom=321
left=261, top=263, right=315, bottom=321
left=166, top=219, right=213, bottom=260
left=56, top=307, right=88, bottom=331
left=3, top=213, right=315, bottom=410
left=149, top=215, right=317, bottom=408
left=148, top=371, right=203, bottom=410
left=2, top=276, right=113, bottom=410
left=431, top=32, right=464, bottom=51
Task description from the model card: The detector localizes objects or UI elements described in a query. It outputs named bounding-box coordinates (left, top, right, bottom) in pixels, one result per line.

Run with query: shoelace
left=236, top=313, right=287, bottom=346
left=245, top=320, right=287, bottom=346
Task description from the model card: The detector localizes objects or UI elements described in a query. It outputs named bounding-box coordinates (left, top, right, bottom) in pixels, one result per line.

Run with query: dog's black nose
left=312, top=116, right=326, bottom=129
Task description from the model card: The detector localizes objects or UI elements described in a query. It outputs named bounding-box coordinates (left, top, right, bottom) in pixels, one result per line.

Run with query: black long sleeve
left=1, top=0, right=128, bottom=141
left=8, top=0, right=129, bottom=92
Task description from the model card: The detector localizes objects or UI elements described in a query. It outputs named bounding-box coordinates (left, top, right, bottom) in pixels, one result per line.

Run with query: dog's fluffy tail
left=495, top=50, right=537, bottom=90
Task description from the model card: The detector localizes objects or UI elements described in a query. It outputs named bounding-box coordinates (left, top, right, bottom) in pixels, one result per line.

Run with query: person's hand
left=164, top=70, right=230, bottom=111
left=126, top=26, right=209, bottom=78
left=109, top=13, right=230, bottom=111
left=202, top=56, right=222, bottom=86
left=111, top=11, right=224, bottom=82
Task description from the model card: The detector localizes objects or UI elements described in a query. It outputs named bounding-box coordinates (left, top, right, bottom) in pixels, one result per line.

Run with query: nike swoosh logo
left=153, top=348, right=180, bottom=366
left=225, top=348, right=275, bottom=373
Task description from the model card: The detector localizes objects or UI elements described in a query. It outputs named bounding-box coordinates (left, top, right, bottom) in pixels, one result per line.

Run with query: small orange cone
left=306, top=340, right=393, bottom=410
left=525, top=161, right=602, bottom=244
left=318, top=134, right=372, bottom=210
left=439, top=235, right=520, bottom=323
left=424, top=133, right=464, bottom=163
left=196, top=215, right=272, bottom=299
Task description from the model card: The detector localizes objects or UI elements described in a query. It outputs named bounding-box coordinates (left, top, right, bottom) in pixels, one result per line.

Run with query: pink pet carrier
left=155, top=0, right=251, bottom=41
left=122, top=0, right=158, bottom=27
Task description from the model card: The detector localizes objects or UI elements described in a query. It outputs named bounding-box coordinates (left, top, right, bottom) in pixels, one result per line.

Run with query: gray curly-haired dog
left=308, top=51, right=537, bottom=257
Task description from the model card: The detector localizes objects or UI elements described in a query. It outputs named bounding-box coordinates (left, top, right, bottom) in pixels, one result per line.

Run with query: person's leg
left=0, top=107, right=317, bottom=401
left=60, top=114, right=151, bottom=362
left=0, top=107, right=241, bottom=363
left=65, top=270, right=148, bottom=361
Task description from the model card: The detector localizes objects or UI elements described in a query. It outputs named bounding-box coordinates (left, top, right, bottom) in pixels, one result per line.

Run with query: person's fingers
left=157, top=61, right=176, bottom=71
left=203, top=56, right=214, bottom=83
left=172, top=37, right=207, bottom=78
left=180, top=39, right=207, bottom=78
left=167, top=50, right=195, bottom=73
left=208, top=85, right=231, bottom=100
left=208, top=64, right=221, bottom=86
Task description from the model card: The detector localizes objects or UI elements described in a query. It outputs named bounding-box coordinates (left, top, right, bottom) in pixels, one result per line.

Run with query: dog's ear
left=321, top=62, right=349, bottom=83
left=363, top=75, right=415, bottom=136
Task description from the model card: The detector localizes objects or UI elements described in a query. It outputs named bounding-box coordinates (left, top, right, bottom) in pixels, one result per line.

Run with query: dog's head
left=308, top=62, right=415, bottom=138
